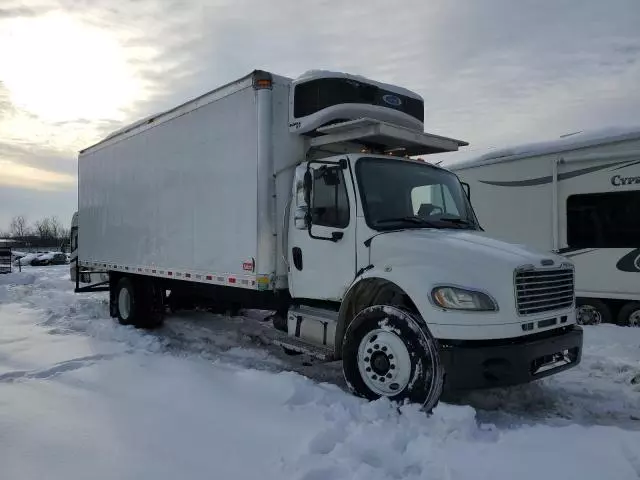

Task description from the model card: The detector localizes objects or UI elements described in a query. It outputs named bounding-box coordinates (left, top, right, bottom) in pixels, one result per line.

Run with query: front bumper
left=439, top=325, right=583, bottom=391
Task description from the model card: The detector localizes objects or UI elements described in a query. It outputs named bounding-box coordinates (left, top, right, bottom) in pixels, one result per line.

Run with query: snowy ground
left=1, top=266, right=639, bottom=480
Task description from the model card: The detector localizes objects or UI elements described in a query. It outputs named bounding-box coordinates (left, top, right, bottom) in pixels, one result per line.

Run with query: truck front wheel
left=342, top=305, right=443, bottom=412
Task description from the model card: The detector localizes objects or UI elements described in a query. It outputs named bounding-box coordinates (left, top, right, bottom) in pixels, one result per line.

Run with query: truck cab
left=280, top=71, right=582, bottom=406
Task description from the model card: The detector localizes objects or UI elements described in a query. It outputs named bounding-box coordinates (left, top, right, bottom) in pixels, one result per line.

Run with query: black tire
left=115, top=277, right=164, bottom=329
left=576, top=298, right=612, bottom=325
left=342, top=305, right=443, bottom=412
left=616, top=302, right=640, bottom=327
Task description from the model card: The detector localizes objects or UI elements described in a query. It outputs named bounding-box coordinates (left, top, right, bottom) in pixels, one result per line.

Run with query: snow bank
left=1, top=266, right=639, bottom=480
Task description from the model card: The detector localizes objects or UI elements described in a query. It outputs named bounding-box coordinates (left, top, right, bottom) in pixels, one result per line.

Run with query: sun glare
left=0, top=159, right=74, bottom=190
left=0, top=13, right=144, bottom=122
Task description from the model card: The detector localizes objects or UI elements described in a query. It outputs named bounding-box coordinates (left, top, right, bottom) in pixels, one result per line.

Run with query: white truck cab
left=71, top=69, right=583, bottom=411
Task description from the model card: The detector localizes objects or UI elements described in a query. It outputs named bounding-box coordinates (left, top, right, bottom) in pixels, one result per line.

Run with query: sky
left=1, top=0, right=639, bottom=230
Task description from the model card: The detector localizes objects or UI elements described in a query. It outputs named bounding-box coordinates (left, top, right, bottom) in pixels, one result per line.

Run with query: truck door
left=288, top=161, right=357, bottom=301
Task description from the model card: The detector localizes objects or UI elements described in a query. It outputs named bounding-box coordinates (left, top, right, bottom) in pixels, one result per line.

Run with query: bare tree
left=59, top=226, right=70, bottom=240
left=34, top=217, right=53, bottom=239
left=49, top=216, right=63, bottom=239
left=9, top=215, right=29, bottom=239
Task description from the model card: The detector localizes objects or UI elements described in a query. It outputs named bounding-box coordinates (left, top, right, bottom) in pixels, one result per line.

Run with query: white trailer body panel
left=79, top=75, right=291, bottom=289
left=448, top=129, right=640, bottom=302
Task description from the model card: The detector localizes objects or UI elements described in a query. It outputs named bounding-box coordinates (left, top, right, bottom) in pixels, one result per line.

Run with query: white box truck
left=447, top=129, right=640, bottom=328
left=71, top=69, right=583, bottom=410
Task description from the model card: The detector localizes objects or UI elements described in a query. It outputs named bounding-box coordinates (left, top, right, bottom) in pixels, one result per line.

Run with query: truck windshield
left=356, top=157, right=479, bottom=231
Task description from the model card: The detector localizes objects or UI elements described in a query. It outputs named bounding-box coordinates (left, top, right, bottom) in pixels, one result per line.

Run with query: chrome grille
left=515, top=267, right=574, bottom=315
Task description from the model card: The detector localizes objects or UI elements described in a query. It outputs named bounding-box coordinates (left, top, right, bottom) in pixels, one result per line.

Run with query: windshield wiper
left=374, top=216, right=440, bottom=227
left=432, top=216, right=475, bottom=228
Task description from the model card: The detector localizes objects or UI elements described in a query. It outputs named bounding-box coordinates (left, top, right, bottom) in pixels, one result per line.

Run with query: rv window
left=566, top=191, right=640, bottom=248
left=311, top=168, right=350, bottom=228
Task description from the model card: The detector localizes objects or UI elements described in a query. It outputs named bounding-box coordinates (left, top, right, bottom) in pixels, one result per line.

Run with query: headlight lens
left=431, top=286, right=497, bottom=311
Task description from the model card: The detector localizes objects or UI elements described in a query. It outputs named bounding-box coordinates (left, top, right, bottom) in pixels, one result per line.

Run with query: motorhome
left=448, top=128, right=640, bottom=328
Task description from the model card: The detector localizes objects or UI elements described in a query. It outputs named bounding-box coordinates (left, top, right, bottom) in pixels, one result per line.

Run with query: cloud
left=0, top=0, right=639, bottom=226
left=0, top=184, right=76, bottom=230
left=0, top=159, right=74, bottom=190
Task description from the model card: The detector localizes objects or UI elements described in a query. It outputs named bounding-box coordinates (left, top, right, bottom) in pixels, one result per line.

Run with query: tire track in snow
left=0, top=353, right=120, bottom=383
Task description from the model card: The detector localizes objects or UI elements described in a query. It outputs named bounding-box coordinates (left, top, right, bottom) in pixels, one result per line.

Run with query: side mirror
left=303, top=170, right=312, bottom=206
left=461, top=182, right=470, bottom=200
left=293, top=206, right=309, bottom=230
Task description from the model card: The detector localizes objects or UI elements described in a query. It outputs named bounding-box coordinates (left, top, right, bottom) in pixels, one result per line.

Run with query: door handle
left=331, top=232, right=344, bottom=242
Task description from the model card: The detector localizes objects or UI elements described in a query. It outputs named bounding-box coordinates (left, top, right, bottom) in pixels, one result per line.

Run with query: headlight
left=431, top=286, right=498, bottom=311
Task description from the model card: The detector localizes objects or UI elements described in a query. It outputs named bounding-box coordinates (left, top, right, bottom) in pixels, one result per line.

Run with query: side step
left=269, top=328, right=336, bottom=361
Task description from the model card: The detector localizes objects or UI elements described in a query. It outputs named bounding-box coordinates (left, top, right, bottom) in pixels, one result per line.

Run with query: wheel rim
left=118, top=287, right=131, bottom=320
left=628, top=310, right=640, bottom=328
left=577, top=305, right=602, bottom=325
left=357, top=329, right=411, bottom=396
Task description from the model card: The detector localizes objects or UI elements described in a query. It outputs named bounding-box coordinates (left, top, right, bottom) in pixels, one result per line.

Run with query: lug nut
left=364, top=357, right=369, bottom=362
left=366, top=367, right=371, bottom=372
left=367, top=348, right=372, bottom=354
left=379, top=377, right=385, bottom=382
left=374, top=344, right=379, bottom=350
left=388, top=354, right=394, bottom=359
left=372, top=375, right=377, bottom=380
left=390, top=364, right=395, bottom=370
left=386, top=373, right=392, bottom=379
left=382, top=346, right=387, bottom=352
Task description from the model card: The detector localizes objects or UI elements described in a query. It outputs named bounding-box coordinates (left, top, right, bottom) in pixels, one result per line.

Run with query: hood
left=367, top=229, right=568, bottom=274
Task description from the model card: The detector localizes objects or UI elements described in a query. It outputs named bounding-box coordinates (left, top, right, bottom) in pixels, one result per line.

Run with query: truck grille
left=515, top=267, right=574, bottom=315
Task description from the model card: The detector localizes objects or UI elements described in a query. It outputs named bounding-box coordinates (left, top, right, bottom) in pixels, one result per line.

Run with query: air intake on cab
left=289, top=71, right=425, bottom=135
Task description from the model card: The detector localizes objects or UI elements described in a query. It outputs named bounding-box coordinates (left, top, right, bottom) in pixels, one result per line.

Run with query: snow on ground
left=1, top=266, right=640, bottom=480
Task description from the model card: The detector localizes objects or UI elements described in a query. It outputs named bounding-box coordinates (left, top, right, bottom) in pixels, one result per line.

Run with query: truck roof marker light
left=228, top=277, right=236, bottom=284
left=168, top=271, right=173, bottom=276
left=253, top=71, right=273, bottom=90
left=206, top=275, right=213, bottom=280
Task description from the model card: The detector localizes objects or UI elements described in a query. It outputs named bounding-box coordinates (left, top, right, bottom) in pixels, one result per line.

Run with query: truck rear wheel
left=116, top=277, right=137, bottom=326
left=617, top=302, right=640, bottom=327
left=342, top=305, right=443, bottom=412
left=115, top=277, right=164, bottom=329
